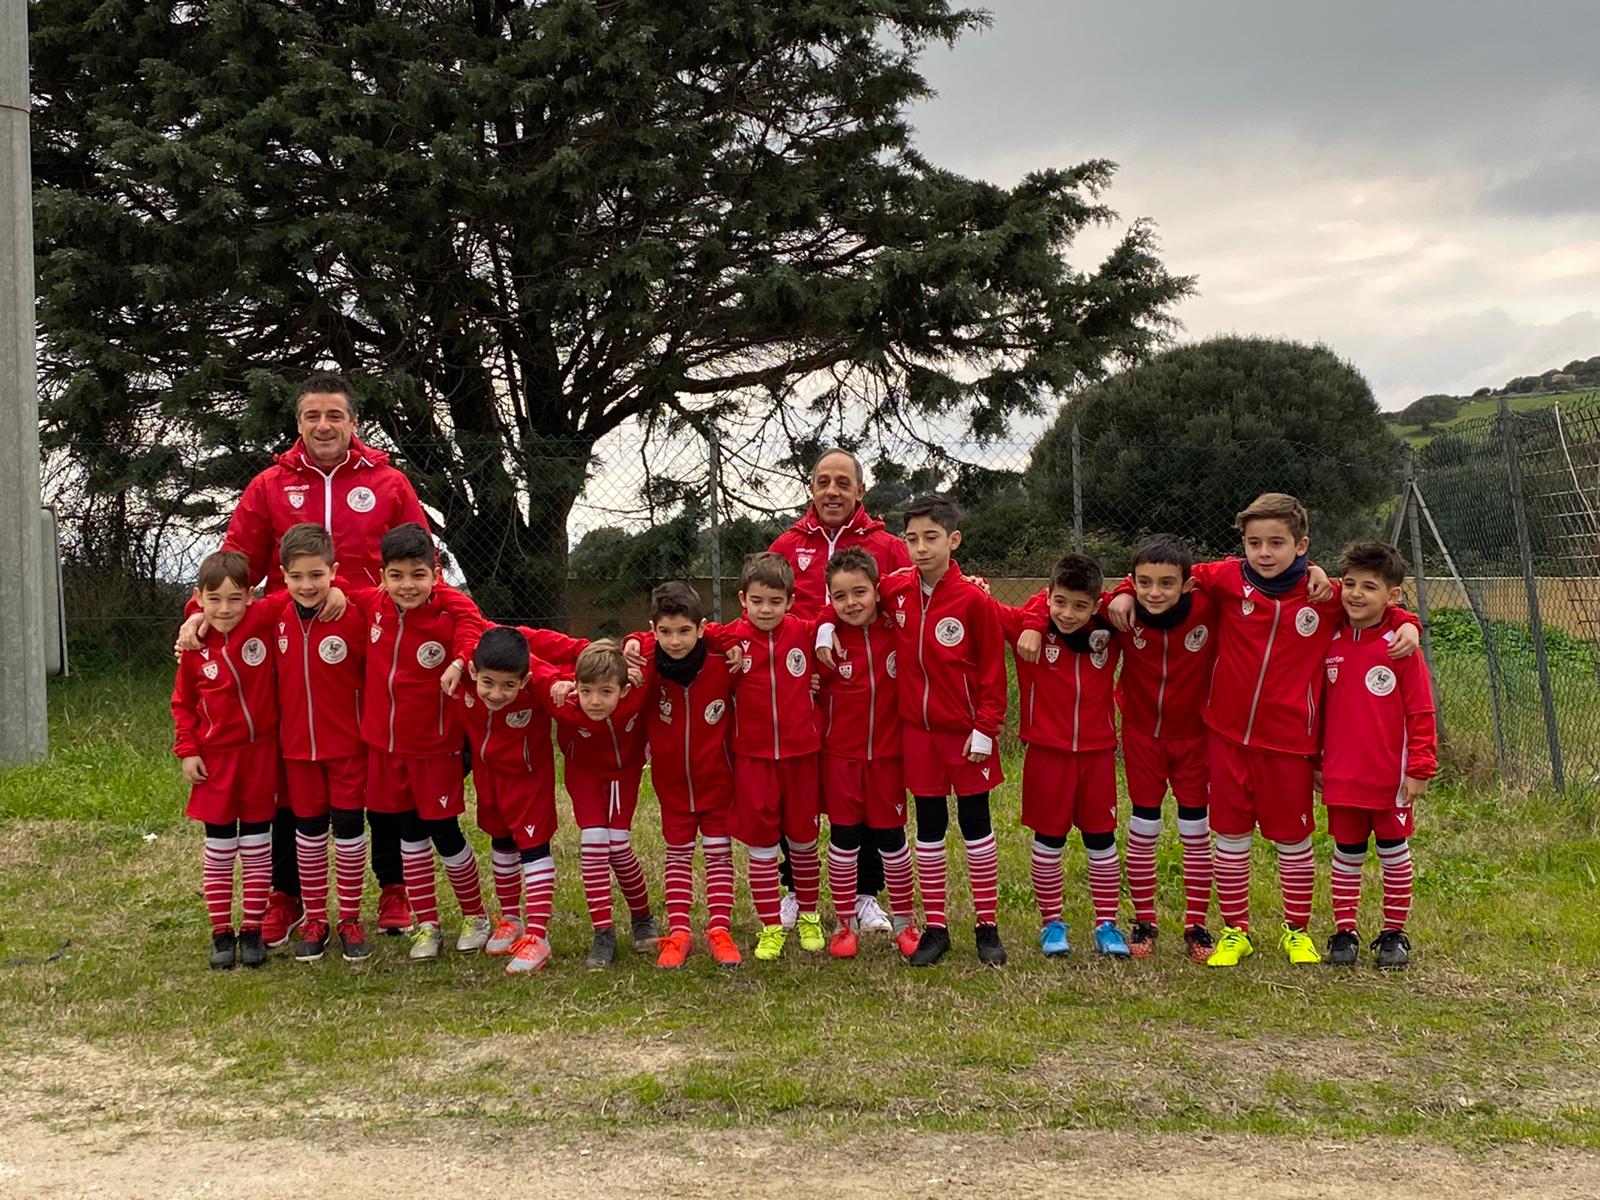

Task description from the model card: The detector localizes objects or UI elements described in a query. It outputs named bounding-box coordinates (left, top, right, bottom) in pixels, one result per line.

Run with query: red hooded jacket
left=818, top=614, right=902, bottom=762
left=223, top=435, right=431, bottom=592
left=726, top=613, right=822, bottom=760
left=876, top=563, right=1007, bottom=741
left=999, top=599, right=1119, bottom=753
left=769, top=504, right=913, bottom=620
left=172, top=601, right=279, bottom=759
left=349, top=583, right=486, bottom=758
left=1319, top=606, right=1438, bottom=808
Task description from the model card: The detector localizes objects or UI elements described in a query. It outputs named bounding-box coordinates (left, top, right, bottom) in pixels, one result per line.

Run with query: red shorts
left=185, top=740, right=280, bottom=825
left=660, top=799, right=731, bottom=847
left=365, top=747, right=465, bottom=817
left=821, top=755, right=907, bottom=829
left=901, top=724, right=1005, bottom=797
left=1020, top=745, right=1118, bottom=838
left=565, top=763, right=643, bottom=830
left=729, top=753, right=821, bottom=847
left=1324, top=802, right=1415, bottom=844
left=282, top=756, right=367, bottom=818
left=1122, top=726, right=1209, bottom=811
left=1207, top=734, right=1314, bottom=842
left=474, top=765, right=559, bottom=850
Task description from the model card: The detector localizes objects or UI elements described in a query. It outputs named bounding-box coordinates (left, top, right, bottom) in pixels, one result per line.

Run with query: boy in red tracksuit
left=726, top=552, right=826, bottom=962
left=542, top=640, right=657, bottom=970
left=624, top=582, right=744, bottom=970
left=817, top=548, right=921, bottom=960
left=1320, top=542, right=1437, bottom=970
left=346, top=523, right=489, bottom=961
left=458, top=626, right=563, bottom=975
left=868, top=494, right=1009, bottom=968
left=1107, top=493, right=1420, bottom=968
left=998, top=555, right=1127, bottom=960
left=172, top=551, right=279, bottom=970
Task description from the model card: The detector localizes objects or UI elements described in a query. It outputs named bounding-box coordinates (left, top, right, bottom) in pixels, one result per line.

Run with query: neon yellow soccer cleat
left=796, top=912, right=826, bottom=953
left=1205, top=925, right=1255, bottom=968
left=1279, top=924, right=1322, bottom=965
left=754, top=924, right=788, bottom=962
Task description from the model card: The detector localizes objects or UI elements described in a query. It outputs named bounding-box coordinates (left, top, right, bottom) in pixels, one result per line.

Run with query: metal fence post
left=1070, top=421, right=1084, bottom=553
left=1499, top=396, right=1565, bottom=791
left=706, top=422, right=723, bottom=621
left=1402, top=445, right=1444, bottom=741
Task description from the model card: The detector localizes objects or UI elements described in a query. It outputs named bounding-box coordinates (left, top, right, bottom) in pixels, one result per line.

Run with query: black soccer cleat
left=209, top=930, right=237, bottom=971
left=1327, top=929, right=1360, bottom=967
left=975, top=922, right=1007, bottom=967
left=238, top=929, right=268, bottom=969
left=585, top=927, right=618, bottom=971
left=631, top=912, right=660, bottom=952
left=294, top=920, right=330, bottom=964
left=1372, top=929, right=1411, bottom=970
left=907, top=924, right=951, bottom=967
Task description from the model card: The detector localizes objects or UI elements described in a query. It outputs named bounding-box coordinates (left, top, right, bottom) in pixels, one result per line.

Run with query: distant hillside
left=1386, top=355, right=1600, bottom=445
left=1389, top=390, right=1594, bottom=446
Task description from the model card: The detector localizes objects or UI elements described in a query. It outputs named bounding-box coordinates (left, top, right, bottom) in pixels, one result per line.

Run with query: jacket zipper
left=768, top=631, right=780, bottom=758
left=386, top=609, right=405, bottom=753
left=1071, top=655, right=1082, bottom=751
left=918, top=585, right=932, bottom=729
left=683, top=684, right=696, bottom=812
left=221, top=636, right=256, bottom=743
left=607, top=716, right=623, bottom=771
left=481, top=710, right=493, bottom=761
left=864, top=627, right=877, bottom=761
left=300, top=615, right=318, bottom=760
left=1242, top=598, right=1281, bottom=745
left=1154, top=630, right=1169, bottom=738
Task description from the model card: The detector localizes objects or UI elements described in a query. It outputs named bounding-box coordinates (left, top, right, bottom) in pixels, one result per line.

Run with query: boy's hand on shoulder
left=181, top=755, right=208, bottom=784
left=1016, top=629, right=1042, bottom=663
left=1106, top=593, right=1135, bottom=632
left=622, top=637, right=645, bottom=669
left=1402, top=776, right=1428, bottom=805
left=550, top=679, right=575, bottom=707
left=1306, top=564, right=1333, bottom=604
left=969, top=574, right=992, bottom=595
left=174, top=613, right=207, bottom=655
left=627, top=665, right=644, bottom=688
left=1388, top=623, right=1420, bottom=659
left=439, top=660, right=465, bottom=697
left=320, top=587, right=348, bottom=621
left=725, top=645, right=743, bottom=671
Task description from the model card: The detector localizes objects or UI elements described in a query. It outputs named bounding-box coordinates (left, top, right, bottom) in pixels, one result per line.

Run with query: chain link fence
left=47, top=393, right=1600, bottom=796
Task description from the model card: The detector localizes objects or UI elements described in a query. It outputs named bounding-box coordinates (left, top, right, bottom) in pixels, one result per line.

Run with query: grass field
left=3, top=669, right=1599, bottom=1196
left=1390, top=389, right=1594, bottom=445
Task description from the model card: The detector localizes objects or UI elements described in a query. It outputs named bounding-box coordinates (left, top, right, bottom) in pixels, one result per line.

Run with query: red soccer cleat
left=656, top=929, right=693, bottom=970
left=706, top=927, right=742, bottom=969
left=262, top=890, right=303, bottom=949
left=828, top=926, right=859, bottom=959
left=504, top=934, right=552, bottom=975
left=895, top=925, right=922, bottom=958
left=377, top=884, right=412, bottom=936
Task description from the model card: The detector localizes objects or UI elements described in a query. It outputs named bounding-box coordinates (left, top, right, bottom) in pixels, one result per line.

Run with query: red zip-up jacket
left=544, top=682, right=650, bottom=775
left=769, top=504, right=913, bottom=620
left=270, top=593, right=369, bottom=762
left=349, top=583, right=486, bottom=758
left=223, top=435, right=432, bottom=592
left=876, top=562, right=1008, bottom=742
left=727, top=613, right=822, bottom=760
left=627, top=628, right=738, bottom=812
left=172, top=602, right=279, bottom=759
left=1320, top=606, right=1438, bottom=808
left=455, top=658, right=561, bottom=776
left=998, top=601, right=1119, bottom=753
left=818, top=614, right=902, bottom=762
left=1186, top=558, right=1418, bottom=757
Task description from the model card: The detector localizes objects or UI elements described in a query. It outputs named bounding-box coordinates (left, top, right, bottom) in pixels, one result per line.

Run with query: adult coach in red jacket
left=223, top=374, right=431, bottom=944
left=768, top=449, right=912, bottom=933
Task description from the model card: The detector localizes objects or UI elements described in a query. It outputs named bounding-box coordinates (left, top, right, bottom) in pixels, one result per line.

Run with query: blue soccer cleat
left=1039, top=920, right=1071, bottom=957
left=1094, top=922, right=1132, bottom=958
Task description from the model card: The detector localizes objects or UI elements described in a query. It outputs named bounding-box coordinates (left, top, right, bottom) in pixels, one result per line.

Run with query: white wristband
left=969, top=729, right=994, bottom=756
left=815, top=623, right=836, bottom=650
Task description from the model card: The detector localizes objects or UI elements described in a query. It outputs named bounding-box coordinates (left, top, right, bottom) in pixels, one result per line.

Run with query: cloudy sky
left=907, top=0, right=1600, bottom=408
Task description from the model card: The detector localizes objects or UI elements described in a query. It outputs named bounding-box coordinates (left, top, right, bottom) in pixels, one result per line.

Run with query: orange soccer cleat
left=656, top=929, right=694, bottom=970
left=706, top=927, right=743, bottom=969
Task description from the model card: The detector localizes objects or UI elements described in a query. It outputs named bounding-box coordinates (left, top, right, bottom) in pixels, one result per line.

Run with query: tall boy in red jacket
left=870, top=495, right=1009, bottom=968
left=1320, top=542, right=1436, bottom=970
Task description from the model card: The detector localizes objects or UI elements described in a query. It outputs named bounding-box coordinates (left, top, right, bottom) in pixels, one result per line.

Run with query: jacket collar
left=278, top=433, right=389, bottom=477
left=792, top=503, right=883, bottom=540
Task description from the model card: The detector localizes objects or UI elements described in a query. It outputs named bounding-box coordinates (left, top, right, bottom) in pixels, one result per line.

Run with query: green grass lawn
left=1, top=669, right=1598, bottom=1150
left=1391, top=389, right=1594, bottom=446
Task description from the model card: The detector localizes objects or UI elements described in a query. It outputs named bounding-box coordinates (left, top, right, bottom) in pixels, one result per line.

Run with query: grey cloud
left=1482, top=155, right=1600, bottom=216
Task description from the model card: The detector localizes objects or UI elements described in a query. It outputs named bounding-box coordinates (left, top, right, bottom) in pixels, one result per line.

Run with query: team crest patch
left=1091, top=647, right=1109, bottom=669
left=506, top=709, right=532, bottom=729
left=1132, top=635, right=1147, bottom=650
left=346, top=486, right=376, bottom=513
left=277, top=637, right=289, bottom=654
left=464, top=694, right=474, bottom=708
left=318, top=636, right=348, bottom=664
left=796, top=551, right=814, bottom=571
left=1044, top=645, right=1060, bottom=663
left=786, top=648, right=807, bottom=677
left=704, top=699, right=727, bottom=725
left=1295, top=607, right=1320, bottom=637
left=885, top=651, right=898, bottom=679
left=658, top=696, right=673, bottom=723
left=1089, top=629, right=1111, bottom=654
left=895, top=611, right=906, bottom=627
left=839, top=661, right=854, bottom=680
left=287, top=491, right=305, bottom=509
left=241, top=638, right=267, bottom=667
left=369, top=624, right=382, bottom=643
left=935, top=617, right=965, bottom=647
left=625, top=716, right=637, bottom=733
left=1184, top=625, right=1210, bottom=653
left=1241, top=599, right=1255, bottom=616
left=578, top=728, right=592, bottom=738
left=1326, top=664, right=1339, bottom=684
left=416, top=640, right=447, bottom=669
left=202, top=661, right=219, bottom=681
left=1365, top=665, right=1397, bottom=697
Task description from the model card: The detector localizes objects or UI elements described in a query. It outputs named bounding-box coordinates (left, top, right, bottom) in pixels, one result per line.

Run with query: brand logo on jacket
left=347, top=486, right=376, bottom=513
left=288, top=491, right=305, bottom=509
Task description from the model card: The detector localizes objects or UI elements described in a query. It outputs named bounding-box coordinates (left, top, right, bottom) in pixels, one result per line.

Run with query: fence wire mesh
left=47, top=392, right=1600, bottom=795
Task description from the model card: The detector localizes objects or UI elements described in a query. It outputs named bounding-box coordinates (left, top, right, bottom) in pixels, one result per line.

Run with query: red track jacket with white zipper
left=544, top=683, right=650, bottom=775
left=172, top=602, right=279, bottom=758
left=455, top=657, right=560, bottom=777
left=998, top=601, right=1119, bottom=753
left=876, top=563, right=1008, bottom=741
left=769, top=504, right=913, bottom=620
left=818, top=614, right=902, bottom=761
left=726, top=613, right=822, bottom=760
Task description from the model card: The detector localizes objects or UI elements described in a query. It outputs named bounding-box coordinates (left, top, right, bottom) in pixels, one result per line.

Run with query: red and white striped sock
left=1214, top=833, right=1253, bottom=931
left=334, top=831, right=366, bottom=923
left=238, top=830, right=272, bottom=932
left=1378, top=840, right=1413, bottom=931
left=579, top=831, right=613, bottom=931
left=881, top=841, right=916, bottom=924
left=1030, top=837, right=1064, bottom=924
left=1177, top=814, right=1214, bottom=929
left=490, top=848, right=522, bottom=925
left=202, top=834, right=238, bottom=932
left=965, top=833, right=999, bottom=926
left=441, top=844, right=486, bottom=918
left=608, top=831, right=651, bottom=919
left=522, top=856, right=555, bottom=940
left=703, top=836, right=734, bottom=932
left=401, top=836, right=440, bottom=927
left=826, top=842, right=858, bottom=927
left=1087, top=842, right=1123, bottom=926
left=916, top=839, right=948, bottom=929
left=296, top=829, right=330, bottom=924
left=789, top=837, right=821, bottom=913
left=1331, top=846, right=1366, bottom=932
left=747, top=845, right=782, bottom=926
left=1276, top=836, right=1316, bottom=932
left=664, top=842, right=696, bottom=935
left=1124, top=814, right=1162, bottom=925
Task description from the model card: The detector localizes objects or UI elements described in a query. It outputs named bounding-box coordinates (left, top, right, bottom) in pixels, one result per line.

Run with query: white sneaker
left=855, top=895, right=892, bottom=934
left=456, top=915, right=493, bottom=952
left=408, top=922, right=443, bottom=960
left=779, top=892, right=799, bottom=931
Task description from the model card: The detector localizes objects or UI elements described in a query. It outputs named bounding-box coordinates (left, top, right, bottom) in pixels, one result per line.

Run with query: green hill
left=1390, top=390, right=1596, bottom=446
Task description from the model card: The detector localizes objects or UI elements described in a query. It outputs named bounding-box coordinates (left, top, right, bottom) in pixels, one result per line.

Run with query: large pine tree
left=31, top=0, right=1190, bottom=621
